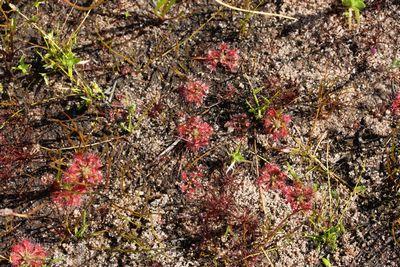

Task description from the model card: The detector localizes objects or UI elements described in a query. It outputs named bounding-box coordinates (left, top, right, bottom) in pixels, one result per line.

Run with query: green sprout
left=40, top=31, right=81, bottom=80
left=392, top=59, right=400, bottom=69
left=308, top=167, right=366, bottom=252
left=13, top=55, right=31, bottom=75
left=72, top=81, right=105, bottom=107
left=322, top=257, right=333, bottom=267
left=154, top=0, right=176, bottom=18
left=309, top=222, right=345, bottom=251
left=226, top=145, right=250, bottom=173
left=33, top=0, right=45, bottom=9
left=342, top=0, right=366, bottom=29
left=9, top=4, right=102, bottom=105
left=72, top=210, right=89, bottom=240
left=246, top=87, right=271, bottom=120
left=120, top=103, right=137, bottom=133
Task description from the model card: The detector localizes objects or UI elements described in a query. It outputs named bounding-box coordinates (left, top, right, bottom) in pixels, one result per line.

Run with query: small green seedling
left=226, top=145, right=250, bottom=173
left=322, top=257, right=333, bottom=267
left=124, top=11, right=131, bottom=19
left=13, top=56, right=31, bottom=75
left=309, top=169, right=366, bottom=252
left=120, top=103, right=137, bottom=133
left=73, top=210, right=89, bottom=239
left=309, top=223, right=345, bottom=251
left=40, top=31, right=80, bottom=80
left=342, top=0, right=366, bottom=29
left=154, top=0, right=176, bottom=18
left=246, top=87, right=271, bottom=120
left=286, top=163, right=302, bottom=182
left=33, top=0, right=45, bottom=9
left=72, top=81, right=105, bottom=106
left=392, top=59, right=400, bottom=69
left=40, top=73, right=49, bottom=86
left=353, top=185, right=366, bottom=194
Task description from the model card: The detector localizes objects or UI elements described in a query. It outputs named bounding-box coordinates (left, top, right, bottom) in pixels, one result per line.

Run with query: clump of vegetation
left=153, top=0, right=177, bottom=19
left=257, top=163, right=287, bottom=191
left=9, top=239, right=47, bottom=267
left=177, top=116, right=213, bottom=151
left=179, top=165, right=206, bottom=197
left=179, top=79, right=210, bottom=107
left=282, top=182, right=314, bottom=212
left=179, top=170, right=262, bottom=266
left=224, top=113, right=251, bottom=137
left=258, top=163, right=314, bottom=212
left=342, top=0, right=366, bottom=29
left=205, top=43, right=240, bottom=72
left=263, top=108, right=292, bottom=141
left=51, top=153, right=102, bottom=207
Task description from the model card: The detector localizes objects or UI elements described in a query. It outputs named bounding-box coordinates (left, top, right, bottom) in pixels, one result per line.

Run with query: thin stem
left=59, top=0, right=106, bottom=11
left=213, top=0, right=296, bottom=20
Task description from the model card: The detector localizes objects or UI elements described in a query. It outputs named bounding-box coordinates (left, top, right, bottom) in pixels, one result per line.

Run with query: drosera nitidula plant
left=177, top=116, right=213, bottom=151
left=204, top=42, right=240, bottom=72
left=257, top=162, right=315, bottom=219
left=9, top=239, right=47, bottom=267
left=342, top=0, right=366, bottom=29
left=281, top=181, right=314, bottom=212
left=254, top=163, right=315, bottom=258
left=257, top=163, right=287, bottom=191
left=51, top=152, right=103, bottom=208
left=263, top=108, right=292, bottom=141
left=224, top=113, right=251, bottom=137
left=179, top=79, right=210, bottom=107
left=179, top=169, right=262, bottom=266
left=179, top=165, right=206, bottom=198
left=391, top=92, right=400, bottom=116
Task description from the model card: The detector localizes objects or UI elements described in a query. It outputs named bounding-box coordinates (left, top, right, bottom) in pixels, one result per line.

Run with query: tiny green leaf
left=40, top=73, right=49, bottom=86
left=34, top=0, right=45, bottom=8
left=354, top=185, right=366, bottom=194
left=154, top=0, right=176, bottom=17
left=13, top=56, right=31, bottom=74
left=62, top=51, right=80, bottom=78
left=392, top=59, right=400, bottom=68
left=231, top=150, right=245, bottom=163
left=322, top=257, right=332, bottom=267
left=342, top=0, right=365, bottom=10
